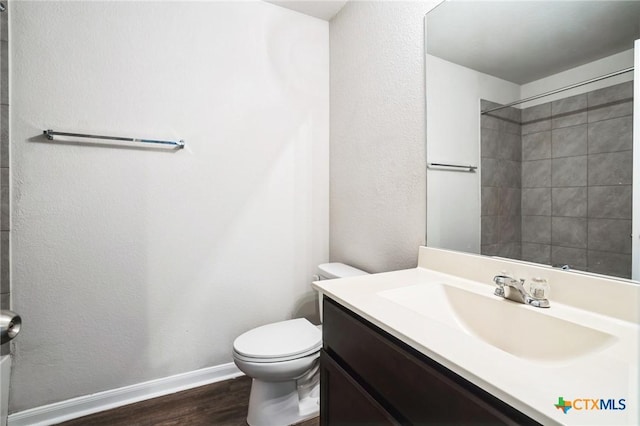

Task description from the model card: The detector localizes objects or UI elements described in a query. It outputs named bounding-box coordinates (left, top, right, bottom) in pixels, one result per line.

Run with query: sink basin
left=378, top=282, right=616, bottom=363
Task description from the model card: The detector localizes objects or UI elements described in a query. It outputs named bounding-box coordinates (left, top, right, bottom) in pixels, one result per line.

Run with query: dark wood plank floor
left=57, top=376, right=319, bottom=426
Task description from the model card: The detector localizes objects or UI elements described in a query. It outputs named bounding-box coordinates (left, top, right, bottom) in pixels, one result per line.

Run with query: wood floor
left=57, top=376, right=320, bottom=426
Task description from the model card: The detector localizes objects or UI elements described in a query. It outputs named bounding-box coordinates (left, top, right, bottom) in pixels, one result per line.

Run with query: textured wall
left=11, top=1, right=328, bottom=412
left=0, top=1, right=9, bottom=358
left=329, top=1, right=436, bottom=273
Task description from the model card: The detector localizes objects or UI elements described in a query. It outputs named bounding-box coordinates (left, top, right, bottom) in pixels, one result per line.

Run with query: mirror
left=425, top=1, right=640, bottom=280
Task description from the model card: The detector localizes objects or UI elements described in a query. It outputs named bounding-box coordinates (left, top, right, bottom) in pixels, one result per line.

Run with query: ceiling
left=426, top=1, right=640, bottom=84
left=264, top=0, right=348, bottom=21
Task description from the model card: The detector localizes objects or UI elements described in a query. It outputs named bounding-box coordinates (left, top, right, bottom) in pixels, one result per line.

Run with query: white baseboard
left=8, top=363, right=244, bottom=426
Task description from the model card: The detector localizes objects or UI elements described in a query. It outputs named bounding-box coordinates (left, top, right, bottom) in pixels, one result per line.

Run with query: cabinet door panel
left=320, top=350, right=399, bottom=426
left=323, top=297, right=538, bottom=425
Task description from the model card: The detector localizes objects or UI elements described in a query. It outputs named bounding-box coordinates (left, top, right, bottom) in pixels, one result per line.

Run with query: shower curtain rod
left=481, top=66, right=634, bottom=115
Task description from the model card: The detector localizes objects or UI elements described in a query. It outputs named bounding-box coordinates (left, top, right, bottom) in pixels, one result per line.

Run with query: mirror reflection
left=425, top=1, right=640, bottom=280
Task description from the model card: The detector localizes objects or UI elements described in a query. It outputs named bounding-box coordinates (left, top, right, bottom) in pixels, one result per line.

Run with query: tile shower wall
left=521, top=81, right=632, bottom=278
left=0, top=1, right=9, bottom=356
left=480, top=100, right=522, bottom=259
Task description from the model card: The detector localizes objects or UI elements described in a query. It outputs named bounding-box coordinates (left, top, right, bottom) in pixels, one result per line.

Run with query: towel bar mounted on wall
left=427, top=162, right=477, bottom=172
left=43, top=130, right=185, bottom=149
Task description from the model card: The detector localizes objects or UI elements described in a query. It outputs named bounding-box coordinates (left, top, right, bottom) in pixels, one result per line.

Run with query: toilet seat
left=233, top=318, right=322, bottom=363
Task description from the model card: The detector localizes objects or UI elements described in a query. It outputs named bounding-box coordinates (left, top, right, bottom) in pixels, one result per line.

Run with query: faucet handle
left=493, top=274, right=508, bottom=297
left=493, top=274, right=509, bottom=286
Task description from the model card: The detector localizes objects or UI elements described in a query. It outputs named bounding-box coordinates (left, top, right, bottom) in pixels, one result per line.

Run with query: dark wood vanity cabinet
left=320, top=297, right=540, bottom=425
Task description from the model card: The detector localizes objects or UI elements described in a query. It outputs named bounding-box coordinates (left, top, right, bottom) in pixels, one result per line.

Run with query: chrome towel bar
left=427, top=162, right=477, bottom=172
left=43, top=129, right=185, bottom=149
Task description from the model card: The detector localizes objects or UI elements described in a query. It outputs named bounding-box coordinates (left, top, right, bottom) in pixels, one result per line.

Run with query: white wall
left=426, top=55, right=520, bottom=253
left=521, top=49, right=634, bottom=108
left=329, top=1, right=435, bottom=273
left=10, top=1, right=328, bottom=412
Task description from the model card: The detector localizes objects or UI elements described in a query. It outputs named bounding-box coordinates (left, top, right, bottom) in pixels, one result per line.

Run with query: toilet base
left=246, top=378, right=319, bottom=426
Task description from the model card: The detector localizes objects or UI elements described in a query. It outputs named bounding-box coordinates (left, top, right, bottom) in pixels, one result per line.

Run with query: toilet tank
left=316, top=263, right=368, bottom=323
left=317, top=263, right=368, bottom=280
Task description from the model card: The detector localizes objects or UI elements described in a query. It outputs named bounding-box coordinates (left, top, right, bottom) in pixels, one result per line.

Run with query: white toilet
left=232, top=263, right=368, bottom=426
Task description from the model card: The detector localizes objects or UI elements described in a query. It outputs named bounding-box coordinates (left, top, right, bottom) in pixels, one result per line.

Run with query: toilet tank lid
left=317, top=263, right=368, bottom=279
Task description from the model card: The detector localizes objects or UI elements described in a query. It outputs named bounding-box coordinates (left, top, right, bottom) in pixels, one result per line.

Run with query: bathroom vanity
left=313, top=247, right=640, bottom=426
left=321, top=297, right=537, bottom=424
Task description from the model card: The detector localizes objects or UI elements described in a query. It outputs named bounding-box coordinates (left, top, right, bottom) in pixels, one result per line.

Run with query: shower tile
left=551, top=156, right=587, bottom=187
left=481, top=157, right=501, bottom=187
left=588, top=116, right=632, bottom=154
left=551, top=187, right=587, bottom=217
left=1, top=40, right=6, bottom=105
left=499, top=215, right=521, bottom=244
left=481, top=216, right=500, bottom=245
left=1, top=168, right=7, bottom=231
left=486, top=104, right=520, bottom=123
left=495, top=242, right=521, bottom=260
left=588, top=185, right=631, bottom=219
left=588, top=81, right=633, bottom=123
left=0, top=105, right=6, bottom=168
left=504, top=121, right=521, bottom=136
left=507, top=106, right=522, bottom=125
left=588, top=219, right=631, bottom=254
left=522, top=188, right=551, bottom=216
left=551, top=94, right=587, bottom=128
left=587, top=250, right=631, bottom=279
left=481, top=244, right=501, bottom=257
left=482, top=243, right=521, bottom=260
left=522, top=103, right=551, bottom=135
left=551, top=246, right=587, bottom=270
left=522, top=243, right=550, bottom=264
left=486, top=106, right=512, bottom=122
left=522, top=131, right=550, bottom=161
left=481, top=128, right=500, bottom=158
left=481, top=187, right=500, bottom=216
left=499, top=187, right=521, bottom=216
left=502, top=160, right=521, bottom=188
left=502, top=132, right=521, bottom=161
left=522, top=159, right=550, bottom=188
left=588, top=151, right=632, bottom=186
left=480, top=187, right=520, bottom=216
left=1, top=231, right=7, bottom=291
left=522, top=216, right=551, bottom=244
left=551, top=217, right=587, bottom=248
left=588, top=81, right=633, bottom=122
left=480, top=115, right=506, bottom=133
left=588, top=100, right=632, bottom=123
left=552, top=125, right=587, bottom=158
left=481, top=114, right=501, bottom=131
left=481, top=99, right=501, bottom=111
left=589, top=81, right=633, bottom=106
left=483, top=158, right=520, bottom=188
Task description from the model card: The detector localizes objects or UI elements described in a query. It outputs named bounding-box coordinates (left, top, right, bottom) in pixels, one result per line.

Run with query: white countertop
left=312, top=248, right=639, bottom=426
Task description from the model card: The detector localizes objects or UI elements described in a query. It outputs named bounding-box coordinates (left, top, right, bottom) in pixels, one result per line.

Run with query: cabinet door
left=323, top=297, right=539, bottom=425
left=320, top=350, right=399, bottom=426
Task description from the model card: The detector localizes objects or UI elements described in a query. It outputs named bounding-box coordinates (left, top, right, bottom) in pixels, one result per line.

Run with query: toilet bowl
left=232, top=263, right=368, bottom=426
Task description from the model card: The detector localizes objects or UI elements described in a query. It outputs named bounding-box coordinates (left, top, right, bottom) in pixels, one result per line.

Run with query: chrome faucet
left=493, top=275, right=550, bottom=308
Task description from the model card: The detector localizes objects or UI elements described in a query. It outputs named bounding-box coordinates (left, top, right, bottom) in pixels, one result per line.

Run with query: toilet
left=232, top=263, right=368, bottom=426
